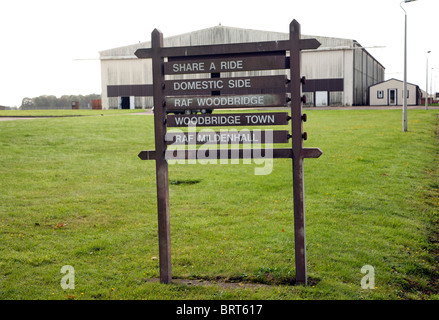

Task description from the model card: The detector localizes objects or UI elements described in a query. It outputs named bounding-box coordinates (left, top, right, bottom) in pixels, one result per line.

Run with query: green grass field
left=0, top=109, right=438, bottom=300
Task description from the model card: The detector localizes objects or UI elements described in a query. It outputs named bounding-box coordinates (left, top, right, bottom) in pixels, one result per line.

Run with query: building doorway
left=121, top=96, right=130, bottom=109
left=388, top=89, right=397, bottom=106
left=315, top=91, right=328, bottom=107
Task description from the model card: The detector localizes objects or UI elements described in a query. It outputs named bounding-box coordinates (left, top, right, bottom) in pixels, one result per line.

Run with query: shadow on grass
left=170, top=179, right=202, bottom=186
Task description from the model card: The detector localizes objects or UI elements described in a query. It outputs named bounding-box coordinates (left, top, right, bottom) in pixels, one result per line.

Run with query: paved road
left=1, top=106, right=437, bottom=121
left=0, top=117, right=49, bottom=121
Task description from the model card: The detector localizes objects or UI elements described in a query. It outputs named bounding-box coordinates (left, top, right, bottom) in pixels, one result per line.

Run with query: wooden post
left=151, top=29, right=172, bottom=284
left=289, top=20, right=307, bottom=286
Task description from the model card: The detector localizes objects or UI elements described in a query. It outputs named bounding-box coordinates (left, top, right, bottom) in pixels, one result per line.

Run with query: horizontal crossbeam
left=135, top=39, right=320, bottom=59
left=138, top=147, right=322, bottom=160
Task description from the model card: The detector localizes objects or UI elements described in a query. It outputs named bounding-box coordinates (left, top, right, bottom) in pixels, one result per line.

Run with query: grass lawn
left=0, top=109, right=438, bottom=300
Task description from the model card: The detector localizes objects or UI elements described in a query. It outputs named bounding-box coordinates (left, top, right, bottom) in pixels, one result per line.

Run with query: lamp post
left=426, top=51, right=431, bottom=110
left=400, top=0, right=417, bottom=132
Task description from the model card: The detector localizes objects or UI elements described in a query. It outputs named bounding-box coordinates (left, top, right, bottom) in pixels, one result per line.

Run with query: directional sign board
left=165, top=75, right=288, bottom=96
left=167, top=112, right=290, bottom=127
left=166, top=94, right=287, bottom=110
left=136, top=20, right=322, bottom=286
left=164, top=53, right=287, bottom=75
left=166, top=130, right=289, bottom=145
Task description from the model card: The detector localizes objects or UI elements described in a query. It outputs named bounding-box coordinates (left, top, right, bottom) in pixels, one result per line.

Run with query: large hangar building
left=99, top=25, right=385, bottom=109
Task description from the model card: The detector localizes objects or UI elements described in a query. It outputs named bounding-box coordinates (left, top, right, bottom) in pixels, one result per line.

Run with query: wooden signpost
left=136, top=20, right=322, bottom=285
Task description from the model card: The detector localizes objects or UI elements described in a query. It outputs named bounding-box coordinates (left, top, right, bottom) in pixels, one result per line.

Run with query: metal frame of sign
left=136, top=20, right=322, bottom=285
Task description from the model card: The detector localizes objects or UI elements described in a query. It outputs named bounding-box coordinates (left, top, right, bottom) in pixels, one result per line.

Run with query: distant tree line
left=21, top=94, right=101, bottom=110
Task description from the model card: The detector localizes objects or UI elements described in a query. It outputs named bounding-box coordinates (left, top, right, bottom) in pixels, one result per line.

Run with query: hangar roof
left=99, top=25, right=359, bottom=60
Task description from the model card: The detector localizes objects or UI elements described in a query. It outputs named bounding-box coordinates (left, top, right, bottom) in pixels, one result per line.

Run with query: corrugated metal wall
left=100, top=27, right=289, bottom=109
left=100, top=26, right=385, bottom=108
left=353, top=48, right=385, bottom=105
left=302, top=50, right=344, bottom=79
left=301, top=49, right=356, bottom=106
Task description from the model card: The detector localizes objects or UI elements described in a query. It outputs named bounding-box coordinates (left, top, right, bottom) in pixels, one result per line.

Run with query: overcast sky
left=0, top=0, right=437, bottom=107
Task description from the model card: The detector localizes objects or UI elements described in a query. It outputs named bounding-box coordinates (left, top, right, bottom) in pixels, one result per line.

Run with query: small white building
left=368, top=78, right=421, bottom=106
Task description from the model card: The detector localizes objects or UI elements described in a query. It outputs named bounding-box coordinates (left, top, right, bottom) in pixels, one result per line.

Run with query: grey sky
left=0, top=0, right=437, bottom=107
